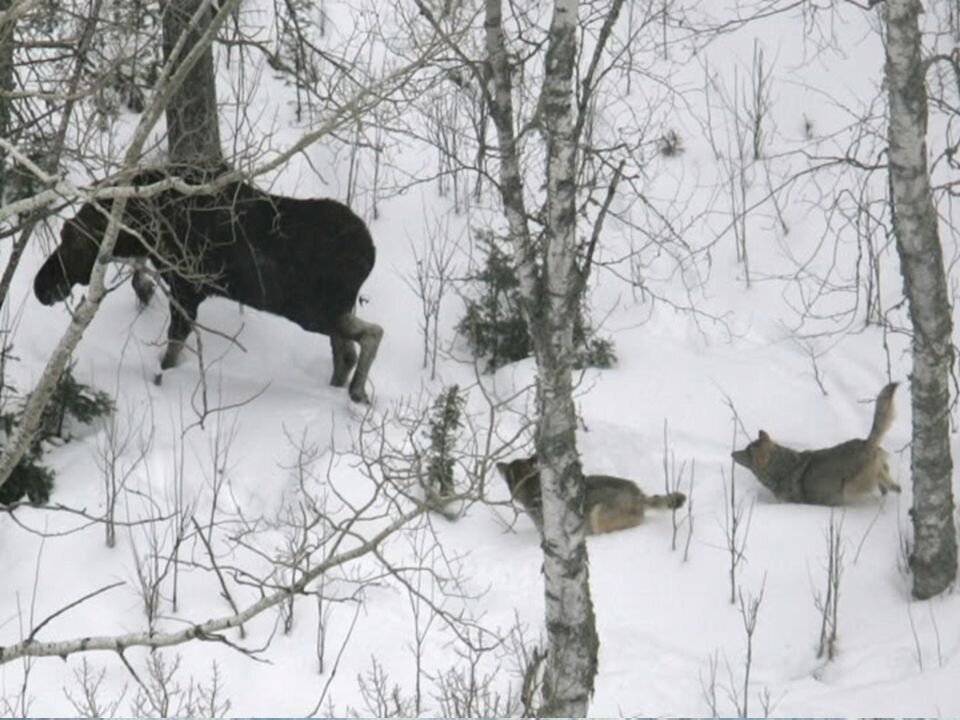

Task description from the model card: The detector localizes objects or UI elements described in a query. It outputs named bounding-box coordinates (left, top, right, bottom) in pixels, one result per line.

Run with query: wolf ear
left=751, top=431, right=773, bottom=468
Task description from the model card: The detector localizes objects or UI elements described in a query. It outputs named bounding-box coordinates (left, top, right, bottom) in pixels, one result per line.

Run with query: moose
left=34, top=169, right=383, bottom=403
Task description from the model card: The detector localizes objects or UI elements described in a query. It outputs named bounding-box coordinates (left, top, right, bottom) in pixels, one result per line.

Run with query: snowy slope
left=2, top=1, right=960, bottom=716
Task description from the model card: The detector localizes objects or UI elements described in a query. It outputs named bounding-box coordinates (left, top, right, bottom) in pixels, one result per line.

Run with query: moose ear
left=758, top=430, right=771, bottom=443
left=495, top=462, right=509, bottom=477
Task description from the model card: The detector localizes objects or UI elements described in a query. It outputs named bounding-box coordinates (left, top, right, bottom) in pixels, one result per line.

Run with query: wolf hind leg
left=877, top=458, right=901, bottom=495
left=588, top=503, right=644, bottom=534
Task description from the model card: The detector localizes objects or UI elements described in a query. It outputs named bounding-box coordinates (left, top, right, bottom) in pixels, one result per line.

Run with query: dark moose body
left=34, top=170, right=383, bottom=402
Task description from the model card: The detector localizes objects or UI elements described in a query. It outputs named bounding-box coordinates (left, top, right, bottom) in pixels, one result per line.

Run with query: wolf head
left=731, top=430, right=774, bottom=475
left=496, top=455, right=544, bottom=531
left=495, top=455, right=540, bottom=497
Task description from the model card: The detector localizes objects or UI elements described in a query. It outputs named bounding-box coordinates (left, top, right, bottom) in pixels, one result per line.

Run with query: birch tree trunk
left=162, top=0, right=224, bottom=166
left=884, top=0, right=958, bottom=600
left=0, top=0, right=12, bottom=203
left=534, top=1, right=598, bottom=715
left=483, top=0, right=598, bottom=714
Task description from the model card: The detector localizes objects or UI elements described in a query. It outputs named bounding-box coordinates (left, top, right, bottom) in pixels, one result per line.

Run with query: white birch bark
left=885, top=0, right=958, bottom=599
left=482, top=0, right=537, bottom=290
left=535, top=1, right=598, bottom=715
left=0, top=0, right=12, bottom=202
left=484, top=0, right=598, bottom=714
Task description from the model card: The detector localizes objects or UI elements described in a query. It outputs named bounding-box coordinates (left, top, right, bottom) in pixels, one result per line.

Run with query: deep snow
left=2, top=0, right=960, bottom=716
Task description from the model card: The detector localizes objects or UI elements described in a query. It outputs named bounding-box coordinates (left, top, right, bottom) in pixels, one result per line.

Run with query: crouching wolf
left=731, top=382, right=901, bottom=505
left=495, top=455, right=686, bottom=535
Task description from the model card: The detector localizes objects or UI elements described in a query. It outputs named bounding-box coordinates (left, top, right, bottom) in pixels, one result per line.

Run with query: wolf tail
left=867, top=382, right=898, bottom=446
left=645, top=492, right=687, bottom=510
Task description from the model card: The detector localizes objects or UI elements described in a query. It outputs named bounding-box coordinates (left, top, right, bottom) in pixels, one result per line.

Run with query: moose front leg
left=156, top=294, right=199, bottom=383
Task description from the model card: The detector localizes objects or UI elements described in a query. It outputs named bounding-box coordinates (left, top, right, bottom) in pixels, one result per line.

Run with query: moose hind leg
left=335, top=312, right=383, bottom=403
left=329, top=335, right=359, bottom=387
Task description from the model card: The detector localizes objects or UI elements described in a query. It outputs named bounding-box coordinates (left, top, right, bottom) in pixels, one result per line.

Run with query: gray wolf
left=496, top=455, right=686, bottom=535
left=731, top=382, right=900, bottom=505
left=33, top=168, right=382, bottom=403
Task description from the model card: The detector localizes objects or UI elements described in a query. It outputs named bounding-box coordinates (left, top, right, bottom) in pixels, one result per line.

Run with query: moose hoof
left=349, top=385, right=370, bottom=404
left=159, top=350, right=181, bottom=371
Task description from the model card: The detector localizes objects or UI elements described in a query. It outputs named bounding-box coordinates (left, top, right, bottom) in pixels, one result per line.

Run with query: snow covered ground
left=2, top=1, right=960, bottom=716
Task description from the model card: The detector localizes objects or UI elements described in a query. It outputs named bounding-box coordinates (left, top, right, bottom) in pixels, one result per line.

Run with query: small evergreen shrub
left=0, top=408, right=55, bottom=505
left=457, top=229, right=617, bottom=371
left=0, top=449, right=55, bottom=505
left=41, top=363, right=114, bottom=440
left=575, top=333, right=617, bottom=370
left=425, top=384, right=465, bottom=499
left=0, top=362, right=114, bottom=506
left=456, top=231, right=530, bottom=371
